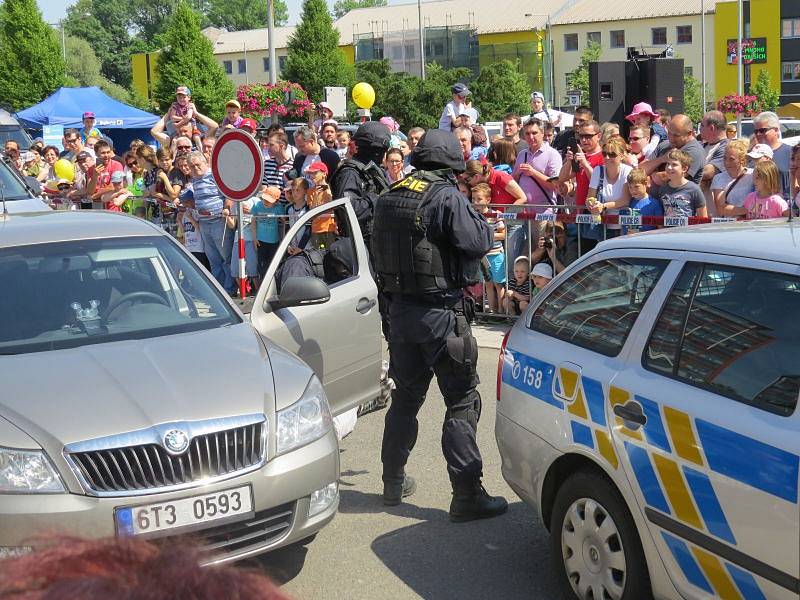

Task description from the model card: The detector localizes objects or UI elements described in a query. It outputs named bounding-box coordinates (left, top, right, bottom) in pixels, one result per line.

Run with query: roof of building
left=333, top=0, right=554, bottom=45
left=202, top=0, right=720, bottom=54
left=205, top=26, right=296, bottom=53
left=550, top=0, right=719, bottom=25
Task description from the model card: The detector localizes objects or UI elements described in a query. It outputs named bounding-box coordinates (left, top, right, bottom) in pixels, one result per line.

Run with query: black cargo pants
left=381, top=299, right=483, bottom=486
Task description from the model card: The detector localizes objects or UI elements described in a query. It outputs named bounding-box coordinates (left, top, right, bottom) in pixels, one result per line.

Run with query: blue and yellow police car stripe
left=500, top=347, right=798, bottom=598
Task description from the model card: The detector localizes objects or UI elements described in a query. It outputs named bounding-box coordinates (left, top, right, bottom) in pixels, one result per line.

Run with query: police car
left=495, top=220, right=800, bottom=600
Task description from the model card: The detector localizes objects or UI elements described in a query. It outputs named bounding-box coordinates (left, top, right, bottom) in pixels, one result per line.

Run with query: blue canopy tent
left=15, top=86, right=159, bottom=153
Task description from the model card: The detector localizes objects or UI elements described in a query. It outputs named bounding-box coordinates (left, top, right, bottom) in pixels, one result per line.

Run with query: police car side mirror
left=270, top=276, right=331, bottom=310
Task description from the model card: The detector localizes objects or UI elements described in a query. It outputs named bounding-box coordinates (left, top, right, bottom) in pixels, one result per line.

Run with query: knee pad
left=446, top=391, right=482, bottom=429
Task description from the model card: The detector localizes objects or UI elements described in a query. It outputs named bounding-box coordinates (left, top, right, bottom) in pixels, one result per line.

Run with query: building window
left=684, top=66, right=693, bottom=77
left=783, top=62, right=800, bottom=81
left=564, top=33, right=578, bottom=51
left=610, top=30, right=625, bottom=49
left=652, top=27, right=667, bottom=46
left=263, top=57, right=270, bottom=72
left=587, top=31, right=601, bottom=46
left=278, top=56, right=287, bottom=71
left=676, top=25, right=692, bottom=44
left=223, top=60, right=232, bottom=74
left=782, top=18, right=800, bottom=38
left=237, top=59, right=247, bottom=74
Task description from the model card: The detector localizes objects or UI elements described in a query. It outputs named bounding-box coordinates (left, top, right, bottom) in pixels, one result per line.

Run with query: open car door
left=249, top=197, right=382, bottom=417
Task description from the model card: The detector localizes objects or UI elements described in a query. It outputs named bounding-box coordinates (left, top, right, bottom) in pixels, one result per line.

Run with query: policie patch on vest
left=392, top=176, right=430, bottom=193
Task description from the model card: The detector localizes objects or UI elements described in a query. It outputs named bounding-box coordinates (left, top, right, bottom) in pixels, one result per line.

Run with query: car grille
left=66, top=419, right=266, bottom=495
left=186, top=502, right=295, bottom=561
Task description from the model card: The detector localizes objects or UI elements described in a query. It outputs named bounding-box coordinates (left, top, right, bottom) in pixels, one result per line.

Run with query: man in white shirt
left=438, top=83, right=470, bottom=131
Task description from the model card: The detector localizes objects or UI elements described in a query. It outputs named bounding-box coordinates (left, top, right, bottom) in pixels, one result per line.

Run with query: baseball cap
left=76, top=150, right=92, bottom=161
left=531, top=262, right=554, bottom=279
left=240, top=118, right=258, bottom=131
left=306, top=161, right=329, bottom=176
left=260, top=185, right=281, bottom=202
left=318, top=101, right=333, bottom=113
left=20, top=151, right=36, bottom=163
left=110, top=171, right=125, bottom=183
left=82, top=111, right=96, bottom=119
left=747, top=143, right=773, bottom=159
left=176, top=85, right=191, bottom=96
left=452, top=83, right=470, bottom=96
left=530, top=92, right=544, bottom=101
left=226, top=99, right=241, bottom=109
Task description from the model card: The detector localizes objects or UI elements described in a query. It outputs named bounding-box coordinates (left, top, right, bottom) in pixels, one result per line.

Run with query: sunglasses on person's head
left=754, top=127, right=776, bottom=135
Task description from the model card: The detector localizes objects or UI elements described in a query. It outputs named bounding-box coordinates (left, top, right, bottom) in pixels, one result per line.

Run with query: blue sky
left=36, top=0, right=402, bottom=27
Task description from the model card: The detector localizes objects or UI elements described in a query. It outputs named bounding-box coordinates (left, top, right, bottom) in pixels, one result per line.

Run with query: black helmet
left=410, top=129, right=465, bottom=172
left=352, top=121, right=391, bottom=150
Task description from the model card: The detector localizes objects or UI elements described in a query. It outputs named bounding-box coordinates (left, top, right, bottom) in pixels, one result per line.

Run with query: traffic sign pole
left=211, top=129, right=264, bottom=299
left=237, top=202, right=247, bottom=299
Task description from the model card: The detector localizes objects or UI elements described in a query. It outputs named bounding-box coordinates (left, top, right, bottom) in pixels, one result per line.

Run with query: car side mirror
left=269, top=276, right=330, bottom=310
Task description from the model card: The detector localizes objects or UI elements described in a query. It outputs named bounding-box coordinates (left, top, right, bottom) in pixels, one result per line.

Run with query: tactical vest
left=372, top=170, right=472, bottom=295
left=331, top=159, right=390, bottom=241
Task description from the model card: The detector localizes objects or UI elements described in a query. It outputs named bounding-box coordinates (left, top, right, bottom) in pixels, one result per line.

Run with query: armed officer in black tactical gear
left=372, top=129, right=508, bottom=522
left=330, top=121, right=391, bottom=248
left=331, top=120, right=392, bottom=337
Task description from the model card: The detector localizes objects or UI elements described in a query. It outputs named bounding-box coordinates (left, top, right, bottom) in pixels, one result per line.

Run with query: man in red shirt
left=88, top=139, right=124, bottom=205
left=558, top=120, right=604, bottom=251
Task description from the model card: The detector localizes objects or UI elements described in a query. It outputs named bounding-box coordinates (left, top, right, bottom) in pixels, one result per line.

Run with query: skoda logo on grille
left=163, top=429, right=190, bottom=454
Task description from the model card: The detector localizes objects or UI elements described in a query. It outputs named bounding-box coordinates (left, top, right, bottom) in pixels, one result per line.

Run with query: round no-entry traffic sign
left=211, top=129, right=264, bottom=201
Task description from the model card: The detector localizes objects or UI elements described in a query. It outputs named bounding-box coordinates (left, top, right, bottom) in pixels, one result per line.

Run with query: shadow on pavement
left=339, top=489, right=558, bottom=600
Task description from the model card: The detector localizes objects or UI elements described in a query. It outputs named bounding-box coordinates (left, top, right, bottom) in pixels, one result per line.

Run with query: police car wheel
left=550, top=470, right=652, bottom=600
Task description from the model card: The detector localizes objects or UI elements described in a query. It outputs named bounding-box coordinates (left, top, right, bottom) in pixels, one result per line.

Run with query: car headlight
left=0, top=448, right=64, bottom=493
left=276, top=376, right=333, bottom=455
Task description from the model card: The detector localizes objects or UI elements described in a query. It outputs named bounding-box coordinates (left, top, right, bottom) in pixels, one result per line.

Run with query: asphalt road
left=254, top=344, right=562, bottom=600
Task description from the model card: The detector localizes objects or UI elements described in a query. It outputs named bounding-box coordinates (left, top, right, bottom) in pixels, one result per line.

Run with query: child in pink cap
left=625, top=102, right=667, bottom=159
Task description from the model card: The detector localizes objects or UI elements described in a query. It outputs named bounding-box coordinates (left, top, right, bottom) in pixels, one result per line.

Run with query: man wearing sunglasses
left=558, top=119, right=603, bottom=208
left=753, top=111, right=792, bottom=200
left=552, top=105, right=593, bottom=158
left=59, top=129, right=94, bottom=162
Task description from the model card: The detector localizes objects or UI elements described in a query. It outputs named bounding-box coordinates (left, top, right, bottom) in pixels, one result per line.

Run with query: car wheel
left=550, top=470, right=652, bottom=600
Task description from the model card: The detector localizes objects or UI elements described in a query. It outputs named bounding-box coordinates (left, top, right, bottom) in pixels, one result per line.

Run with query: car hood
left=0, top=323, right=275, bottom=449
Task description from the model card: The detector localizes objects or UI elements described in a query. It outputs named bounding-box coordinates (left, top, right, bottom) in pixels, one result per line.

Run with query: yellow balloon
left=53, top=158, right=75, bottom=182
left=352, top=82, right=375, bottom=110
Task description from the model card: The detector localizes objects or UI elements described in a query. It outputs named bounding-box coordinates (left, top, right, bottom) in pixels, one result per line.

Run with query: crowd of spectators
left=3, top=82, right=798, bottom=312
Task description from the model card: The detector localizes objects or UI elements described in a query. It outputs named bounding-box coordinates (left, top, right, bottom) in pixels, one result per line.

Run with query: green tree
left=205, top=0, right=288, bottom=29
left=684, top=72, right=704, bottom=124
left=62, top=35, right=140, bottom=105
left=63, top=0, right=133, bottom=87
left=471, top=59, right=529, bottom=121
left=134, top=0, right=183, bottom=47
left=332, top=0, right=387, bottom=19
left=565, top=41, right=601, bottom=106
left=154, top=2, right=234, bottom=121
left=283, top=0, right=354, bottom=101
left=0, top=0, right=66, bottom=112
left=752, top=69, right=780, bottom=113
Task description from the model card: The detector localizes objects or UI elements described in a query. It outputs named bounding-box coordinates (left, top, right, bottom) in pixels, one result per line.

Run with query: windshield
left=0, top=236, right=241, bottom=354
left=0, top=159, right=31, bottom=200
left=0, top=126, right=32, bottom=149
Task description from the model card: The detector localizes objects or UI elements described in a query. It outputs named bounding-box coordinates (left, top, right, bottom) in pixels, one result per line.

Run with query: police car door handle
left=356, top=297, right=377, bottom=313
left=613, top=402, right=647, bottom=427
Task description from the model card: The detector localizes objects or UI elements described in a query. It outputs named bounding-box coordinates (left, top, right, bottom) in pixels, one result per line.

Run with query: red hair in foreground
left=0, top=536, right=293, bottom=600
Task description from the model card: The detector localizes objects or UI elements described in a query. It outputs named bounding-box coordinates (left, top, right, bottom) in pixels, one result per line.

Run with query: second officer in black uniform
left=372, top=129, right=508, bottom=522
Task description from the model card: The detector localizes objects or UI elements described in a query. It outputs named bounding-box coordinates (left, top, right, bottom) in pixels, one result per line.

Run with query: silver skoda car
left=0, top=203, right=383, bottom=563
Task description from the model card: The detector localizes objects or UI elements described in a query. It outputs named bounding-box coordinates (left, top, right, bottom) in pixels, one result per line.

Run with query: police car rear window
left=644, top=262, right=800, bottom=416
left=530, top=258, right=667, bottom=357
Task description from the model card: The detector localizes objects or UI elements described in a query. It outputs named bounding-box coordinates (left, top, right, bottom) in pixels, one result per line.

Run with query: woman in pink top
left=462, top=159, right=526, bottom=206
left=724, top=160, right=789, bottom=219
